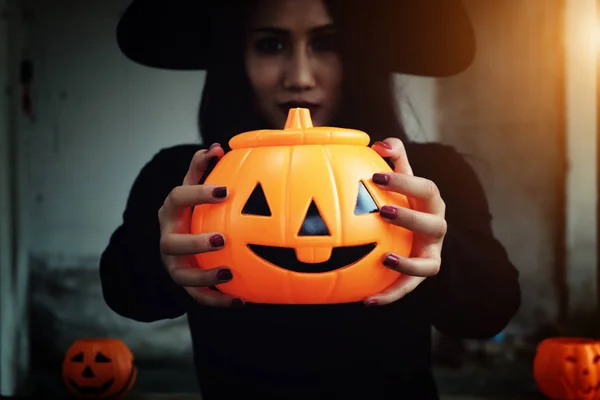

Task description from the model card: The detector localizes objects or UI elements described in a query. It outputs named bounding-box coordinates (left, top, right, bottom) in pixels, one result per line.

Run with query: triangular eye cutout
left=298, top=199, right=331, bottom=236
left=242, top=183, right=272, bottom=216
left=354, top=181, right=379, bottom=215
left=95, top=352, right=112, bottom=363
left=71, top=352, right=84, bottom=363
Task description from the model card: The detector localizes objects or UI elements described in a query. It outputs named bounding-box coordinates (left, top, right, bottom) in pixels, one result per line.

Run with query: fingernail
left=372, top=173, right=390, bottom=185
left=231, top=298, right=245, bottom=307
left=216, top=268, right=233, bottom=281
left=383, top=254, right=401, bottom=268
left=212, top=186, right=227, bottom=199
left=209, top=234, right=225, bottom=248
left=380, top=205, right=398, bottom=219
left=209, top=143, right=220, bottom=149
left=365, top=299, right=379, bottom=307
left=374, top=141, right=392, bottom=150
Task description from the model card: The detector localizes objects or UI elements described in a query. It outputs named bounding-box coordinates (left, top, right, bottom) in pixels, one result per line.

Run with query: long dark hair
left=198, top=0, right=409, bottom=150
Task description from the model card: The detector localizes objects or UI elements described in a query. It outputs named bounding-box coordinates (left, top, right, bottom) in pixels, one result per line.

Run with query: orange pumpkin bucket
left=62, top=338, right=137, bottom=399
left=191, top=108, right=414, bottom=304
left=533, top=337, right=600, bottom=399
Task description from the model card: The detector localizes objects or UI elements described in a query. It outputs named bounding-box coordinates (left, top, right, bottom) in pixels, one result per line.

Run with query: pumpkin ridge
left=321, top=144, right=341, bottom=302
left=228, top=148, right=256, bottom=299
left=284, top=145, right=293, bottom=303
left=323, top=144, right=342, bottom=246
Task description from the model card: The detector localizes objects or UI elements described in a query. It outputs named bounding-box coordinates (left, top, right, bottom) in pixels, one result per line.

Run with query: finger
left=372, top=138, right=413, bottom=176
left=185, top=286, right=245, bottom=308
left=372, top=173, right=445, bottom=214
left=381, top=252, right=440, bottom=277
left=364, top=275, right=427, bottom=306
left=160, top=232, right=225, bottom=255
left=160, top=184, right=229, bottom=221
left=379, top=205, right=447, bottom=240
left=182, top=144, right=225, bottom=186
left=168, top=263, right=234, bottom=287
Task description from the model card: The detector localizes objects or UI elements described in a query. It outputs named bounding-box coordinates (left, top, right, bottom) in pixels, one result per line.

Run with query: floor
left=26, top=361, right=546, bottom=399
left=123, top=396, right=541, bottom=400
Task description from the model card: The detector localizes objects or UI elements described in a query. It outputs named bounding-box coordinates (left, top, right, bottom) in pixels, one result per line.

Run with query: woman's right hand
left=158, top=143, right=244, bottom=308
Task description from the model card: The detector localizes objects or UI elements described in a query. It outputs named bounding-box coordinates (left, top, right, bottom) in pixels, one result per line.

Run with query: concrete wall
left=0, top=0, right=15, bottom=394
left=563, top=0, right=598, bottom=317
left=0, top=0, right=29, bottom=395
left=436, top=0, right=568, bottom=335
left=437, top=0, right=598, bottom=334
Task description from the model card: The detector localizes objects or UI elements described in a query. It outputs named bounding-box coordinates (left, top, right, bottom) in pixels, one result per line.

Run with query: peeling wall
left=1, top=0, right=29, bottom=395
left=436, top=0, right=598, bottom=335
left=20, top=0, right=202, bottom=258
left=563, top=0, right=598, bottom=316
left=436, top=0, right=568, bottom=335
left=0, top=0, right=15, bottom=394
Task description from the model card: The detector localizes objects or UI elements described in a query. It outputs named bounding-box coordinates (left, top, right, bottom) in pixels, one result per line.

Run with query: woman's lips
left=278, top=102, right=322, bottom=119
left=279, top=102, right=321, bottom=112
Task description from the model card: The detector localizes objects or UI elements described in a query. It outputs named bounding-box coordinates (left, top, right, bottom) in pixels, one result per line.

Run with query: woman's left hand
left=364, top=138, right=448, bottom=306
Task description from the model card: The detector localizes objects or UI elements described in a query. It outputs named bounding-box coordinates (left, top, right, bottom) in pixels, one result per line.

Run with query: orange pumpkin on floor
left=533, top=337, right=600, bottom=400
left=191, top=107, right=413, bottom=304
left=62, top=338, right=137, bottom=399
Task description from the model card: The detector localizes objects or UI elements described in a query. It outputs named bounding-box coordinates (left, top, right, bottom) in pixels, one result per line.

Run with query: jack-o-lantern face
left=191, top=108, right=414, bottom=304
left=62, top=338, right=137, bottom=399
left=243, top=181, right=378, bottom=273
left=534, top=337, right=600, bottom=400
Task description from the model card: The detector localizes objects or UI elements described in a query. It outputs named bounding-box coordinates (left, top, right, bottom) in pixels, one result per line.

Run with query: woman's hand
left=364, top=138, right=447, bottom=306
left=158, top=143, right=245, bottom=308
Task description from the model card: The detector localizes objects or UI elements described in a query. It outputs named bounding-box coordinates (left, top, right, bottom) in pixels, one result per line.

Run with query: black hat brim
left=116, top=0, right=476, bottom=77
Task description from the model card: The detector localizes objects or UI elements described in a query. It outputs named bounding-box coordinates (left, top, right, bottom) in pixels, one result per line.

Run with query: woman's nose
left=283, top=48, right=316, bottom=92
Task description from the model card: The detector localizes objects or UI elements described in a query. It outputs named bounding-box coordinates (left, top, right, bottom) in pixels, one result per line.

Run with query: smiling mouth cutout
left=69, top=378, right=115, bottom=395
left=247, top=243, right=376, bottom=273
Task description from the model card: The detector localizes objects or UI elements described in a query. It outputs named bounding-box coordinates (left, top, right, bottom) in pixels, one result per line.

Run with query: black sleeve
left=99, top=147, right=197, bottom=322
left=412, top=144, right=521, bottom=339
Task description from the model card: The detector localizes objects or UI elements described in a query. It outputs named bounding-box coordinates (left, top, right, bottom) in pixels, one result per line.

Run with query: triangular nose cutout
left=242, top=183, right=271, bottom=216
left=298, top=200, right=330, bottom=236
left=82, top=366, right=95, bottom=378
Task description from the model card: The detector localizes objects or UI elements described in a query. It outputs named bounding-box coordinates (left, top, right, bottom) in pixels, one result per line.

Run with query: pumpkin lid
left=228, top=108, right=371, bottom=149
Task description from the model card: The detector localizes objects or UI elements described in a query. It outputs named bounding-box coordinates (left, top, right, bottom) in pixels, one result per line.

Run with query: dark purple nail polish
left=231, top=298, right=245, bottom=307
left=209, top=234, right=225, bottom=248
left=380, top=205, right=398, bottom=219
left=212, top=186, right=227, bottom=199
left=372, top=173, right=390, bottom=185
left=383, top=254, right=401, bottom=268
left=209, top=143, right=220, bottom=149
left=366, top=299, right=379, bottom=307
left=374, top=141, right=392, bottom=149
left=217, top=268, right=233, bottom=281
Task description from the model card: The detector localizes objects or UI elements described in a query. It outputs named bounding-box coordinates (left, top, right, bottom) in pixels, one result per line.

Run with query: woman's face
left=245, top=0, right=343, bottom=128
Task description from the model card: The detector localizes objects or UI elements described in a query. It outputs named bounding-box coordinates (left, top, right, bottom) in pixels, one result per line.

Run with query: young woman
left=101, top=0, right=521, bottom=398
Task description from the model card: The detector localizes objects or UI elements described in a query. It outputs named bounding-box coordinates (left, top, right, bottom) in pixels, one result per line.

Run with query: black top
left=99, top=142, right=521, bottom=400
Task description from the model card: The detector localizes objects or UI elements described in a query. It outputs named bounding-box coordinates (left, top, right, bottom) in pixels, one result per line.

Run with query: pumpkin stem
left=284, top=108, right=314, bottom=130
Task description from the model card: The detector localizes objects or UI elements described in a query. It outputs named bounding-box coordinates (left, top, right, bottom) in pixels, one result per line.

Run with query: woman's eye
left=254, top=37, right=287, bottom=54
left=311, top=33, right=338, bottom=52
